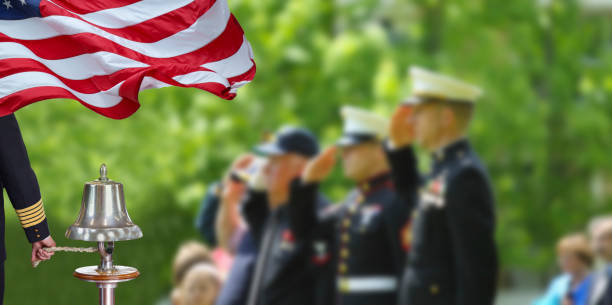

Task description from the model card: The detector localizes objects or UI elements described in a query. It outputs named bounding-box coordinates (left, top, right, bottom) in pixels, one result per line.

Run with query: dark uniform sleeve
left=444, top=169, right=498, bottom=305
left=195, top=182, right=221, bottom=247
left=384, top=143, right=420, bottom=206
left=287, top=179, right=319, bottom=241
left=382, top=194, right=410, bottom=278
left=240, top=188, right=269, bottom=246
left=0, top=114, right=50, bottom=243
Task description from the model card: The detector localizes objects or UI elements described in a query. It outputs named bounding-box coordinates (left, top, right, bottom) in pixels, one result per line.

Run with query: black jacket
left=386, top=139, right=498, bottom=305
left=242, top=182, right=329, bottom=305
left=0, top=114, right=50, bottom=261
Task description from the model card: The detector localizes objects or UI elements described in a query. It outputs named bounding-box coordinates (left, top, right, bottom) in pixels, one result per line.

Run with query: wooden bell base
left=74, top=265, right=140, bottom=283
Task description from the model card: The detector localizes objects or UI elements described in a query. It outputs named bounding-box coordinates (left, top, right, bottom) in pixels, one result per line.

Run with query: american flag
left=0, top=0, right=256, bottom=119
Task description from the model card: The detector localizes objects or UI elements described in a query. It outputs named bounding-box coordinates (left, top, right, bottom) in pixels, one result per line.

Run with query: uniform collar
left=431, top=138, right=470, bottom=169
left=357, top=172, right=393, bottom=196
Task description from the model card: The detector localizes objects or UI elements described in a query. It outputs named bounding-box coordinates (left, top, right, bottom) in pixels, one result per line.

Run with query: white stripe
left=0, top=72, right=124, bottom=107
left=0, top=38, right=250, bottom=81
left=46, top=0, right=194, bottom=29
left=172, top=71, right=230, bottom=87
left=0, top=0, right=230, bottom=58
left=0, top=42, right=149, bottom=80
left=0, top=71, right=232, bottom=108
left=202, top=38, right=254, bottom=78
left=337, top=276, right=398, bottom=293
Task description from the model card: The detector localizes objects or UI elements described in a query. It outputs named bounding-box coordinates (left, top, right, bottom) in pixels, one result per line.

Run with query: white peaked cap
left=406, top=66, right=483, bottom=104
left=340, top=106, right=389, bottom=139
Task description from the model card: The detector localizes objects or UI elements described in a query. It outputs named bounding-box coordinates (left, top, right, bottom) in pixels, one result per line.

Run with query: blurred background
left=4, top=0, right=612, bottom=304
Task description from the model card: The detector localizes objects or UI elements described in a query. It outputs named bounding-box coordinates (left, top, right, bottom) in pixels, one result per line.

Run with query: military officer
left=300, top=106, right=412, bottom=305
left=242, top=126, right=331, bottom=305
left=386, top=67, right=498, bottom=305
left=0, top=113, right=56, bottom=304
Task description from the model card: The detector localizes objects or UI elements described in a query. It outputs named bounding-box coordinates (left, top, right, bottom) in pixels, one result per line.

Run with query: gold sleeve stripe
left=15, top=200, right=43, bottom=214
left=21, top=212, right=46, bottom=228
left=15, top=199, right=46, bottom=228
left=18, top=204, right=44, bottom=219
left=19, top=207, right=45, bottom=222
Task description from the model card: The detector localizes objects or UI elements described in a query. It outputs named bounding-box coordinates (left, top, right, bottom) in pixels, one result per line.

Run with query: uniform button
left=430, top=284, right=439, bottom=295
left=341, top=233, right=350, bottom=243
left=34, top=229, right=39, bottom=232
left=338, top=263, right=347, bottom=274
left=343, top=219, right=351, bottom=228
left=340, top=248, right=349, bottom=259
left=36, top=234, right=40, bottom=238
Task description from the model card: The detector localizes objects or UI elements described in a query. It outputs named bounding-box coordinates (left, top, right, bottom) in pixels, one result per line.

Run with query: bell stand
left=73, top=241, right=140, bottom=305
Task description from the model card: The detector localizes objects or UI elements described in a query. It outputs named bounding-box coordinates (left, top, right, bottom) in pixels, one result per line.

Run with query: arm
left=445, top=169, right=498, bottom=305
left=287, top=179, right=319, bottom=241
left=0, top=114, right=50, bottom=243
left=384, top=143, right=420, bottom=209
left=0, top=114, right=56, bottom=264
left=195, top=182, right=221, bottom=247
left=215, top=181, right=245, bottom=252
left=381, top=193, right=411, bottom=278
left=240, top=188, right=269, bottom=246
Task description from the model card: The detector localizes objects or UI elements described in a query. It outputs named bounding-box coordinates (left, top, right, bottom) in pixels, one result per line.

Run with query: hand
left=302, top=146, right=337, bottom=183
left=230, top=154, right=255, bottom=172
left=389, top=105, right=416, bottom=148
left=31, top=236, right=55, bottom=264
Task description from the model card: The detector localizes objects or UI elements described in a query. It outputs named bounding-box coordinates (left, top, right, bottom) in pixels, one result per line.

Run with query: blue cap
left=254, top=126, right=319, bottom=158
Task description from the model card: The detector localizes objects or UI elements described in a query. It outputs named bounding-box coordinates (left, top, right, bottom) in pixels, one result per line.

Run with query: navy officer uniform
left=242, top=127, right=331, bottom=305
left=386, top=67, right=498, bottom=305
left=294, top=107, right=413, bottom=305
left=0, top=114, right=51, bottom=304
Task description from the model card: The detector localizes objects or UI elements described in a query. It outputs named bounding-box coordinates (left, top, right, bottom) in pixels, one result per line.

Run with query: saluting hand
left=229, top=154, right=255, bottom=173
left=302, top=146, right=337, bottom=183
left=389, top=105, right=416, bottom=148
left=31, top=235, right=56, bottom=264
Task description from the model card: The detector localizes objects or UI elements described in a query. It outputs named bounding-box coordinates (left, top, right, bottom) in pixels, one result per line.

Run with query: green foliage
left=3, top=0, right=612, bottom=303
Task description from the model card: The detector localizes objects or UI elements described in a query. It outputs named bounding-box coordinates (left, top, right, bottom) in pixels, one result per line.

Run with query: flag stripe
left=0, top=37, right=252, bottom=82
left=41, top=0, right=217, bottom=43
left=44, top=0, right=142, bottom=15
left=44, top=0, right=197, bottom=29
left=0, top=16, right=245, bottom=68
left=1, top=0, right=229, bottom=44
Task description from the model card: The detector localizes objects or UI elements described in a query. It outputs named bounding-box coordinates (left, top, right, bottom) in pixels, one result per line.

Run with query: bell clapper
left=97, top=241, right=115, bottom=273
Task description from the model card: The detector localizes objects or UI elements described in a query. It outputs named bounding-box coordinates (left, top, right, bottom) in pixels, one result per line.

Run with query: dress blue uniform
left=388, top=67, right=498, bottom=305
left=292, top=107, right=412, bottom=305
left=0, top=114, right=51, bottom=304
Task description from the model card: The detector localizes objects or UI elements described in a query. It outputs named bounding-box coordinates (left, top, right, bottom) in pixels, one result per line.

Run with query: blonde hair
left=557, top=233, right=594, bottom=267
left=172, top=241, right=213, bottom=285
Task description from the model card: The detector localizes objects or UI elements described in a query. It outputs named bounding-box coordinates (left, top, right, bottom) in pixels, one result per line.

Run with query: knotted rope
left=32, top=246, right=98, bottom=268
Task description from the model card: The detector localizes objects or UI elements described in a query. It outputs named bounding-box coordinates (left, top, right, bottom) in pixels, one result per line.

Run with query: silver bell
left=65, top=164, right=143, bottom=242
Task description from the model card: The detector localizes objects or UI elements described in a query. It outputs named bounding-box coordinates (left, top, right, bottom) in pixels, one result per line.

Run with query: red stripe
left=0, top=86, right=139, bottom=119
left=0, top=59, right=252, bottom=119
left=42, top=0, right=142, bottom=15
left=0, top=55, right=253, bottom=94
left=40, top=0, right=217, bottom=44
left=0, top=15, right=244, bottom=66
left=0, top=73, right=234, bottom=120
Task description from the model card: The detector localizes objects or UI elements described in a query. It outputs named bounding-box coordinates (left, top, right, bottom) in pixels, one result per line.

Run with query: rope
left=32, top=246, right=98, bottom=268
